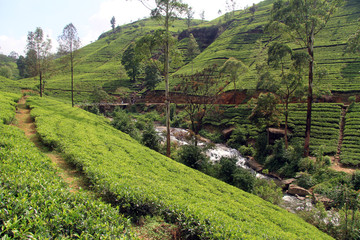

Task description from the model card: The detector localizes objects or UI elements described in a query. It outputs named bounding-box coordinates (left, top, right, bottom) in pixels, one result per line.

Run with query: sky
left=0, top=0, right=262, bottom=56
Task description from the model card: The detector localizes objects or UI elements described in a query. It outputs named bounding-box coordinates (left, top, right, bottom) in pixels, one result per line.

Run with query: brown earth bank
left=139, top=90, right=360, bottom=105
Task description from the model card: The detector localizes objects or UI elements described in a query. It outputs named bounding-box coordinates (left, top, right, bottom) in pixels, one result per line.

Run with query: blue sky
left=0, top=0, right=262, bottom=56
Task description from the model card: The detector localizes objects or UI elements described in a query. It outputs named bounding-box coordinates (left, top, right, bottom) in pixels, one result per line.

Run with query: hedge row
left=341, top=103, right=360, bottom=166
left=0, top=96, right=134, bottom=239
left=27, top=96, right=333, bottom=239
left=0, top=91, right=21, bottom=124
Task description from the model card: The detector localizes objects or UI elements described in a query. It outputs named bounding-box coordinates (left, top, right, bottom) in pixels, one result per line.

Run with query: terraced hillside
left=0, top=92, right=134, bottom=239
left=175, top=0, right=360, bottom=92
left=205, top=103, right=343, bottom=156
left=25, top=96, right=333, bottom=239
left=17, top=0, right=360, bottom=104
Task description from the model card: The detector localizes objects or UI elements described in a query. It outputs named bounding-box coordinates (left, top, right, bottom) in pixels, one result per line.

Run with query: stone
left=287, top=184, right=311, bottom=196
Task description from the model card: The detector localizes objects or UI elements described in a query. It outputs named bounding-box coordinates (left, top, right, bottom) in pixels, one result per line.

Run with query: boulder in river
left=287, top=184, right=311, bottom=196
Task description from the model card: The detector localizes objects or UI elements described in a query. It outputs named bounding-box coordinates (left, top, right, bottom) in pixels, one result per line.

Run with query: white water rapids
left=155, top=126, right=314, bottom=212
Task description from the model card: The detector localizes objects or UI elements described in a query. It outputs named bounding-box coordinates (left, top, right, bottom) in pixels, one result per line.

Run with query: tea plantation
left=0, top=92, right=134, bottom=239
left=26, top=96, right=333, bottom=239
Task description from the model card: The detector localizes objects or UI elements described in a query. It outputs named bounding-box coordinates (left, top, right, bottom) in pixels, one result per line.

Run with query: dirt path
left=13, top=94, right=178, bottom=239
left=14, top=95, right=88, bottom=193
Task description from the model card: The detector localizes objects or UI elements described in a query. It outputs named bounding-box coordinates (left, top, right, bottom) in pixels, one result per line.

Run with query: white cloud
left=0, top=35, right=27, bottom=56
left=83, top=0, right=151, bottom=46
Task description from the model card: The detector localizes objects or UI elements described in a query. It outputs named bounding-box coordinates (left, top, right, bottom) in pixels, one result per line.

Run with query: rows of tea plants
left=27, top=96, right=333, bottom=239
left=208, top=103, right=342, bottom=155
left=0, top=91, right=20, bottom=124
left=286, top=103, right=342, bottom=155
left=341, top=103, right=360, bottom=166
left=0, top=96, right=133, bottom=239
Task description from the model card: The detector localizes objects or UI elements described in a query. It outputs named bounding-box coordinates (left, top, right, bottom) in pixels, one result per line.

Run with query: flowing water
left=155, top=126, right=313, bottom=212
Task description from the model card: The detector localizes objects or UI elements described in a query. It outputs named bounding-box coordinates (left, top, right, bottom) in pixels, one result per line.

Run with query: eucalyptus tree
left=139, top=0, right=188, bottom=157
left=177, top=65, right=224, bottom=146
left=58, top=23, right=81, bottom=107
left=258, top=42, right=307, bottom=148
left=186, top=7, right=194, bottom=29
left=26, top=27, right=52, bottom=97
left=121, top=42, right=142, bottom=83
left=268, top=0, right=344, bottom=156
left=220, top=57, right=248, bottom=102
left=111, top=16, right=116, bottom=32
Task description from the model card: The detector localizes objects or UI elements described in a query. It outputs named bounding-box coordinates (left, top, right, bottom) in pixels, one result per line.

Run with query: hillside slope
left=26, top=96, right=333, bottom=239
left=19, top=0, right=360, bottom=103
left=174, top=0, right=360, bottom=92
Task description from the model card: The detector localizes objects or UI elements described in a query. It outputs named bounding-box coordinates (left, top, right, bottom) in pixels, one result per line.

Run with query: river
left=155, top=126, right=314, bottom=212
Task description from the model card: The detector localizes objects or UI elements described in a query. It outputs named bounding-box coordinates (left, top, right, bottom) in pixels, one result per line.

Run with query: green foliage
left=0, top=91, right=21, bottom=124
left=0, top=99, right=133, bottom=238
left=122, top=42, right=142, bottom=82
left=176, top=144, right=208, bottom=171
left=238, top=145, right=255, bottom=157
left=26, top=96, right=332, bottom=239
left=144, top=64, right=162, bottom=90
left=227, top=126, right=248, bottom=149
left=141, top=123, right=161, bottom=151
left=265, top=140, right=302, bottom=177
left=252, top=179, right=283, bottom=205
left=248, top=92, right=281, bottom=127
left=0, top=65, right=12, bottom=79
left=341, top=103, right=360, bottom=166
left=111, top=108, right=141, bottom=141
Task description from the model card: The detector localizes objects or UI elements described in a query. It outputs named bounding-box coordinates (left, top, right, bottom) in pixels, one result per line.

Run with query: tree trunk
left=40, top=70, right=43, bottom=97
left=71, top=53, right=74, bottom=107
left=304, top=33, right=314, bottom=157
left=165, top=5, right=171, bottom=158
left=284, top=99, right=289, bottom=149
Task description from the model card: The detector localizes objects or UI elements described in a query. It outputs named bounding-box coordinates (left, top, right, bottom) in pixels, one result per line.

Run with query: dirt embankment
left=140, top=90, right=360, bottom=105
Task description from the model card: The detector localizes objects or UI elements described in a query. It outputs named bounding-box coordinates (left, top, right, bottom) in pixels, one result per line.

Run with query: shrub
left=238, top=145, right=255, bottom=157
left=141, top=124, right=161, bottom=151
left=218, top=157, right=256, bottom=192
left=176, top=144, right=208, bottom=171
left=351, top=171, right=360, bottom=191
left=296, top=172, right=317, bottom=189
left=252, top=179, right=283, bottom=205
left=227, top=126, right=247, bottom=149
left=232, top=168, right=256, bottom=192
left=112, top=108, right=140, bottom=141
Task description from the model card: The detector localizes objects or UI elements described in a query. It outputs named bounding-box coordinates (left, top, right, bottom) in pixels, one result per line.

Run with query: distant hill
left=18, top=0, right=360, bottom=103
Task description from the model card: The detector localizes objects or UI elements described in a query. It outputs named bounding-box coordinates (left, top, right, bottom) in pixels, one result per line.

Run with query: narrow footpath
left=13, top=94, right=177, bottom=239
left=14, top=95, right=88, bottom=193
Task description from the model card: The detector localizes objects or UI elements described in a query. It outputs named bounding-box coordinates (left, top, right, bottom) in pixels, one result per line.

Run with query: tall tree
left=186, top=7, right=194, bottom=29
left=200, top=10, right=205, bottom=22
left=111, top=16, right=116, bottom=32
left=58, top=23, right=81, bottom=107
left=268, top=0, right=344, bottom=156
left=16, top=55, right=27, bottom=78
left=121, top=42, right=142, bottom=83
left=220, top=57, right=248, bottom=103
left=258, top=42, right=307, bottom=148
left=141, top=0, right=188, bottom=157
left=26, top=27, right=52, bottom=97
left=177, top=65, right=224, bottom=146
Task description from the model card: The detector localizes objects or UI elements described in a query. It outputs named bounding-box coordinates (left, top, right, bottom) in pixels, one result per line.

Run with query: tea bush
left=27, top=97, right=334, bottom=239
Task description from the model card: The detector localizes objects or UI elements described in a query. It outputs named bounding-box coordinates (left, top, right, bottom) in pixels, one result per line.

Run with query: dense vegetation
left=0, top=92, right=134, bottom=239
left=26, top=96, right=332, bottom=239
left=341, top=103, right=360, bottom=166
left=6, top=0, right=358, bottom=104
